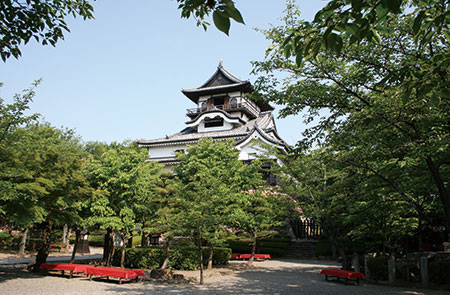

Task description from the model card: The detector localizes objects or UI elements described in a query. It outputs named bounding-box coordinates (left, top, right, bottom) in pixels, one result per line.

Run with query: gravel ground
left=0, top=259, right=449, bottom=295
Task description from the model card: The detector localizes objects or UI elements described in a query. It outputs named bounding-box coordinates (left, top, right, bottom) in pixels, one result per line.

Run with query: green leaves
left=177, top=0, right=244, bottom=35
left=213, top=10, right=230, bottom=35
left=252, top=0, right=450, bottom=244
left=0, top=0, right=95, bottom=62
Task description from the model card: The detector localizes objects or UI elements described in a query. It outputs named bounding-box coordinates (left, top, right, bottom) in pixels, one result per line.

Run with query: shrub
left=429, top=259, right=450, bottom=285
left=0, top=232, right=19, bottom=250
left=226, top=236, right=290, bottom=257
left=112, top=246, right=231, bottom=270
left=112, top=247, right=165, bottom=269
left=367, top=256, right=389, bottom=281
left=315, top=239, right=332, bottom=256
left=0, top=232, right=45, bottom=251
left=69, top=234, right=104, bottom=247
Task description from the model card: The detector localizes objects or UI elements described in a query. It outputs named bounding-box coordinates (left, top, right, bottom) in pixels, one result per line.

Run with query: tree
left=0, top=0, right=95, bottom=61
left=138, top=170, right=181, bottom=269
left=0, top=82, right=40, bottom=252
left=228, top=187, right=291, bottom=265
left=175, top=139, right=236, bottom=284
left=0, top=81, right=40, bottom=145
left=86, top=142, right=164, bottom=267
left=174, top=138, right=268, bottom=282
left=0, top=122, right=91, bottom=268
left=251, top=2, right=450, bottom=241
left=279, top=149, right=422, bottom=267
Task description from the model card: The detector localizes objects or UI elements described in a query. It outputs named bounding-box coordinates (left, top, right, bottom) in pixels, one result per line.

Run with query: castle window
left=230, top=98, right=237, bottom=108
left=213, top=96, right=225, bottom=106
left=204, top=117, right=224, bottom=128
left=201, top=101, right=207, bottom=111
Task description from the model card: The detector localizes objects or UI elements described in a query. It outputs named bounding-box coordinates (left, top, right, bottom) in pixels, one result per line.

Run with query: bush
left=0, top=232, right=45, bottom=251
left=429, top=259, right=450, bottom=285
left=315, top=239, right=332, bottom=256
left=112, top=247, right=165, bottom=269
left=226, top=236, right=290, bottom=257
left=69, top=234, right=104, bottom=247
left=0, top=232, right=19, bottom=250
left=367, top=256, right=389, bottom=281
left=112, top=246, right=231, bottom=270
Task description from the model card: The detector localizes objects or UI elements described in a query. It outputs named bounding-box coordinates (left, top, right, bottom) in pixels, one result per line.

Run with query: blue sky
left=1, top=1, right=327, bottom=145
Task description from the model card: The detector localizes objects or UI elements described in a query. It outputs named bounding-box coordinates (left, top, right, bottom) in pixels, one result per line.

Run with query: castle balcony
left=186, top=101, right=260, bottom=119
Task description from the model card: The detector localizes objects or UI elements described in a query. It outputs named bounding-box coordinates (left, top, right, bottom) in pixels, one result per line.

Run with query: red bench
left=320, top=268, right=365, bottom=285
left=231, top=253, right=271, bottom=260
left=84, top=266, right=146, bottom=284
left=39, top=263, right=95, bottom=278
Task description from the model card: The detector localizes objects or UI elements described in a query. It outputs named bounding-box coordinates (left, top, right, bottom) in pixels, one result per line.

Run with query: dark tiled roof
left=137, top=112, right=287, bottom=148
left=181, top=63, right=273, bottom=112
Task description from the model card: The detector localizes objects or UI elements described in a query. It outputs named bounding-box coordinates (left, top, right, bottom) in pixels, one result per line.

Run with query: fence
left=290, top=218, right=321, bottom=240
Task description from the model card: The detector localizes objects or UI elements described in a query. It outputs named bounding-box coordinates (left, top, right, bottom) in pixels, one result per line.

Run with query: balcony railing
left=186, top=101, right=260, bottom=118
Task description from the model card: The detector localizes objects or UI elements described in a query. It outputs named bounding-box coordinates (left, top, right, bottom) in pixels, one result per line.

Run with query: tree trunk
left=161, top=238, right=171, bottom=269
left=198, top=231, right=204, bottom=285
left=248, top=232, right=257, bottom=266
left=418, top=218, right=423, bottom=253
left=207, top=245, right=213, bottom=270
left=103, top=228, right=113, bottom=263
left=61, top=224, right=69, bottom=253
left=62, top=224, right=68, bottom=245
left=70, top=229, right=81, bottom=263
left=337, top=244, right=349, bottom=270
left=426, top=157, right=450, bottom=241
left=141, top=231, right=147, bottom=247
left=120, top=238, right=127, bottom=268
left=108, top=245, right=116, bottom=267
left=32, top=222, right=52, bottom=271
left=18, top=228, right=28, bottom=257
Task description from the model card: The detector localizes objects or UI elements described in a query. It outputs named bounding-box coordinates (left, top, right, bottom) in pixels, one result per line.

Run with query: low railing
left=186, top=101, right=260, bottom=118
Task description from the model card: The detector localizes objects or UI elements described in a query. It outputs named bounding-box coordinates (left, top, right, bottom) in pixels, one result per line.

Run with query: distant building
left=137, top=62, right=288, bottom=183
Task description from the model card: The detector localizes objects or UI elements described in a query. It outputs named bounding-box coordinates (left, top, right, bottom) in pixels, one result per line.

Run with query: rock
left=150, top=268, right=174, bottom=280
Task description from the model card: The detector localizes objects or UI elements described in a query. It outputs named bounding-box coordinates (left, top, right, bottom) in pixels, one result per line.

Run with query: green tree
left=0, top=0, right=95, bottom=61
left=252, top=2, right=450, bottom=241
left=0, top=122, right=91, bottom=268
left=139, top=171, right=181, bottom=269
left=279, top=149, right=421, bottom=267
left=86, top=142, right=164, bottom=267
left=228, top=187, right=291, bottom=265
left=174, top=139, right=266, bottom=282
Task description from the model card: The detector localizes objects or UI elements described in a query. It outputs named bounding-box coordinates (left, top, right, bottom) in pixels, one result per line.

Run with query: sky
left=1, top=1, right=328, bottom=146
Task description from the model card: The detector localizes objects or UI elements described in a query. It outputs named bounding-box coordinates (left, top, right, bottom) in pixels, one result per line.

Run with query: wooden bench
left=84, top=266, right=146, bottom=284
left=39, top=263, right=95, bottom=278
left=320, top=268, right=365, bottom=285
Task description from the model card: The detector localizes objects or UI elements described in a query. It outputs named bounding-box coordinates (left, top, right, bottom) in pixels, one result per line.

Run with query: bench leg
left=325, top=275, right=329, bottom=281
left=89, top=274, right=92, bottom=281
left=69, top=271, right=73, bottom=279
left=356, top=278, right=359, bottom=285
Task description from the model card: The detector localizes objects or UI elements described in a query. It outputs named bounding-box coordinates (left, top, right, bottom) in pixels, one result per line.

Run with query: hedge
left=112, top=246, right=231, bottom=270
left=0, top=232, right=48, bottom=251
left=226, top=236, right=291, bottom=257
left=429, top=259, right=450, bottom=285
left=367, top=256, right=389, bottom=281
